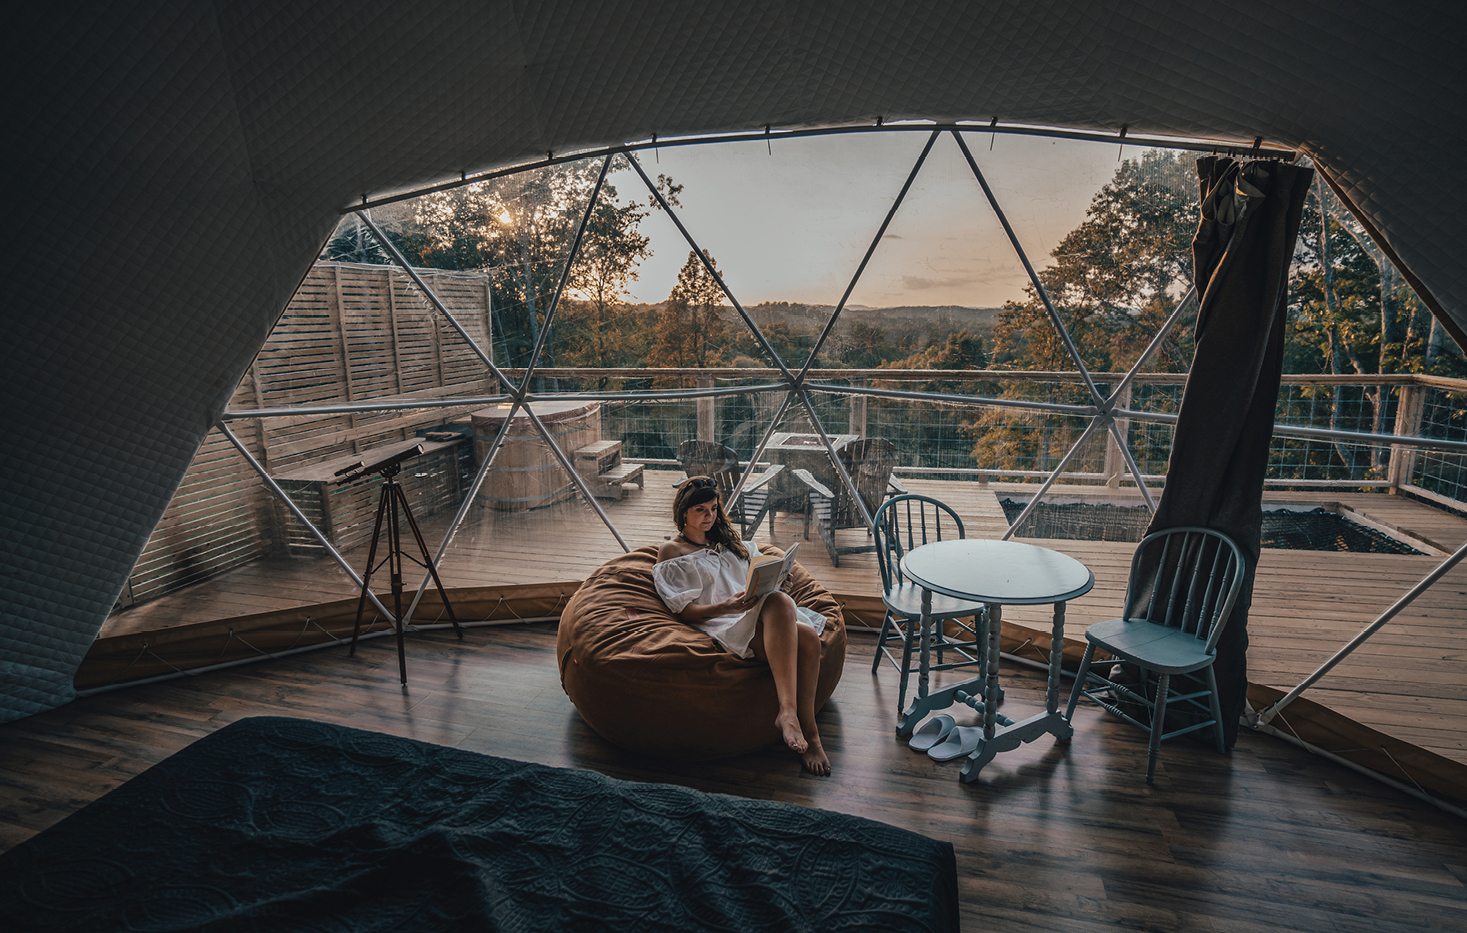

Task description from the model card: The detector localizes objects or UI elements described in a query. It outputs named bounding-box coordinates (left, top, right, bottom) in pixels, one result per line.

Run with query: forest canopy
left=322, top=147, right=1461, bottom=475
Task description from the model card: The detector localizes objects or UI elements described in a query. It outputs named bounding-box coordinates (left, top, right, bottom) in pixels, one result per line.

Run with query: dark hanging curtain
left=1131, top=156, right=1313, bottom=747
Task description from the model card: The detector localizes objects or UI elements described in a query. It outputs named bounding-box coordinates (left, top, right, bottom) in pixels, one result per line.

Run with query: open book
left=746, top=542, right=800, bottom=598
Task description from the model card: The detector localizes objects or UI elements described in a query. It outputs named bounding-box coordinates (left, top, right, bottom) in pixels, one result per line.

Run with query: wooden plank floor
left=102, top=470, right=1467, bottom=772
left=4, top=623, right=1465, bottom=930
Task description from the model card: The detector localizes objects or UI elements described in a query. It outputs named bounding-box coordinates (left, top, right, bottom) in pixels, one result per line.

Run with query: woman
left=653, top=477, right=832, bottom=775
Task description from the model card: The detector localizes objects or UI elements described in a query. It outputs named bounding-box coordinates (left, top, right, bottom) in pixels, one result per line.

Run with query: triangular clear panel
left=975, top=138, right=1202, bottom=375
left=102, top=420, right=364, bottom=637
left=427, top=397, right=689, bottom=599
left=622, top=134, right=936, bottom=372
left=831, top=134, right=1008, bottom=374
left=384, top=164, right=589, bottom=372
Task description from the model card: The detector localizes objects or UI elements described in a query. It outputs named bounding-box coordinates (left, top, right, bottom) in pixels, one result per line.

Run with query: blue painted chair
left=871, top=494, right=988, bottom=719
left=1064, top=526, right=1246, bottom=783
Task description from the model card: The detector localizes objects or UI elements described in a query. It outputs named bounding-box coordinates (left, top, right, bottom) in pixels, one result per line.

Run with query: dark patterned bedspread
left=0, top=716, right=958, bottom=932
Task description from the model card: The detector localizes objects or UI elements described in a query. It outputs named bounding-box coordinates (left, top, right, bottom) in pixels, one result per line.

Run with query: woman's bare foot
left=776, top=710, right=807, bottom=753
left=801, top=735, right=831, bottom=776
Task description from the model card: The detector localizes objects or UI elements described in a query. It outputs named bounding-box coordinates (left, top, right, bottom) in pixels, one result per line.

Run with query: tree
left=410, top=164, right=594, bottom=367
left=987, top=149, right=1198, bottom=374
left=830, top=319, right=904, bottom=368
left=863, top=330, right=991, bottom=469
left=1289, top=177, right=1465, bottom=476
left=647, top=250, right=735, bottom=369
left=569, top=190, right=652, bottom=369
left=972, top=150, right=1199, bottom=472
left=757, top=320, right=817, bottom=368
left=885, top=329, right=987, bottom=371
left=406, top=160, right=678, bottom=370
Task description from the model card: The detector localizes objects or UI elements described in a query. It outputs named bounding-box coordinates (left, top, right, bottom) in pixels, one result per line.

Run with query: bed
left=0, top=716, right=959, bottom=931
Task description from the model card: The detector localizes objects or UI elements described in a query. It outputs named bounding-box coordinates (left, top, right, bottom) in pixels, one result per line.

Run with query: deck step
left=591, top=462, right=644, bottom=499
left=575, top=440, right=622, bottom=459
left=598, top=462, right=644, bottom=484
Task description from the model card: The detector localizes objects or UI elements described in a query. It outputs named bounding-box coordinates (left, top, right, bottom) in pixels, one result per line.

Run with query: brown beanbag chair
left=557, top=545, right=846, bottom=759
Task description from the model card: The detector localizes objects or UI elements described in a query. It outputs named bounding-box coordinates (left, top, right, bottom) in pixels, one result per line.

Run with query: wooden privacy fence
left=117, top=262, right=494, bottom=609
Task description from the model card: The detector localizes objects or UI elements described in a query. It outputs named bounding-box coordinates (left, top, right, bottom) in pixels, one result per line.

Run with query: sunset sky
left=608, top=130, right=1129, bottom=309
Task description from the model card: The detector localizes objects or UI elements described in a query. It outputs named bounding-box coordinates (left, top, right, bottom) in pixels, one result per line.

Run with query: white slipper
left=928, top=725, right=983, bottom=762
left=907, top=713, right=956, bottom=751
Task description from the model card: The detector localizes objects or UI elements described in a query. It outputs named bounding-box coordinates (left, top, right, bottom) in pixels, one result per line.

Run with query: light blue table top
left=900, top=539, right=1094, bottom=605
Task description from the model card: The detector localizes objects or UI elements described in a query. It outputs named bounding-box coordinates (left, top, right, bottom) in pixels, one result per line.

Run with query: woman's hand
left=722, top=590, right=758, bottom=614
left=679, top=591, right=759, bottom=624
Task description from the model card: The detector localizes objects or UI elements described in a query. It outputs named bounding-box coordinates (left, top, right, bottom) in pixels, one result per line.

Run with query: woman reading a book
left=654, top=476, right=831, bottom=775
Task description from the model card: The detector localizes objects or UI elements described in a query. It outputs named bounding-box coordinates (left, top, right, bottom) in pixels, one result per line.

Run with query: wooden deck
left=5, top=623, right=1466, bottom=930
left=101, top=470, right=1467, bottom=788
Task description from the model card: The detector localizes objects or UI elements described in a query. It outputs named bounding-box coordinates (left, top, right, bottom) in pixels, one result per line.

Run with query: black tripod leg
left=386, top=479, right=408, bottom=686
left=396, top=484, right=463, bottom=640
left=349, top=483, right=391, bottom=656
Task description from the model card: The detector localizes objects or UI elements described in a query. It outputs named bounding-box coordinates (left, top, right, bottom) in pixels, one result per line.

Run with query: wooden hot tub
left=470, top=400, right=601, bottom=511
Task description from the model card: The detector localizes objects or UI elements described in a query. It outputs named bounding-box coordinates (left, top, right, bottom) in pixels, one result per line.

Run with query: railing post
left=697, top=374, right=716, bottom=442
left=1388, top=382, right=1425, bottom=492
left=1103, top=382, right=1132, bottom=488
left=848, top=376, right=868, bottom=437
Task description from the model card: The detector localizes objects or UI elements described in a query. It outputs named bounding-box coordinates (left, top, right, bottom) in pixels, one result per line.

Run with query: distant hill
left=613, top=300, right=1003, bottom=365
left=745, top=302, right=1002, bottom=340
left=839, top=305, right=1001, bottom=331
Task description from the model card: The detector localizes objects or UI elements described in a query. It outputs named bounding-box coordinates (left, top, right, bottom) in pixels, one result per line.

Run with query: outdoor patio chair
left=871, top=494, right=989, bottom=720
left=675, top=440, right=741, bottom=499
left=1064, top=526, right=1246, bottom=784
left=797, top=437, right=904, bottom=566
left=674, top=440, right=785, bottom=538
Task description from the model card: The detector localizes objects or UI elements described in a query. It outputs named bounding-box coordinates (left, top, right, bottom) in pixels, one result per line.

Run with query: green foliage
left=317, top=147, right=1461, bottom=484
left=1290, top=178, right=1463, bottom=380
left=566, top=177, right=654, bottom=370
left=323, top=216, right=405, bottom=265
left=382, top=158, right=662, bottom=369
left=884, top=329, right=987, bottom=371
left=860, top=330, right=992, bottom=471
left=970, top=151, right=1199, bottom=471
left=757, top=320, right=817, bottom=368
left=552, top=300, right=658, bottom=368
left=988, top=149, right=1198, bottom=374
left=833, top=319, right=907, bottom=368
left=409, top=163, right=595, bottom=366
left=746, top=301, right=825, bottom=369
left=971, top=152, right=1462, bottom=478
left=1285, top=177, right=1465, bottom=477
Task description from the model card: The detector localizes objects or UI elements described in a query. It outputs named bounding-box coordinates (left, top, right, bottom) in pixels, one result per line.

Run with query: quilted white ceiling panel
left=4, top=0, right=1464, bottom=718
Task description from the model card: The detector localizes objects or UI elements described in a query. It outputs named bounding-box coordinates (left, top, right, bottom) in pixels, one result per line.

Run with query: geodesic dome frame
left=6, top=1, right=1466, bottom=724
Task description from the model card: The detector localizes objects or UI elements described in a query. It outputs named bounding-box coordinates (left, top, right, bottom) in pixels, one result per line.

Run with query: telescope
left=334, top=444, right=426, bottom=485
left=338, top=439, right=462, bottom=685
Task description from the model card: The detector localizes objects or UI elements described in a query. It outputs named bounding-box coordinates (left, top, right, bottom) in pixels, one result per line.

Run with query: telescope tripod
left=348, top=462, right=463, bottom=685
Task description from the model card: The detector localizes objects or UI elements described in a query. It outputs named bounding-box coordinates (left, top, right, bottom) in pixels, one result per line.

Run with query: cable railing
left=1402, top=382, right=1467, bottom=509
left=117, top=365, right=1467, bottom=620
left=534, top=368, right=1465, bottom=504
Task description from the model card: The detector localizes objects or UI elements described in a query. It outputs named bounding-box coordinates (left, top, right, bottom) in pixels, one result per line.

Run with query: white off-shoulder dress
left=652, top=540, right=827, bottom=659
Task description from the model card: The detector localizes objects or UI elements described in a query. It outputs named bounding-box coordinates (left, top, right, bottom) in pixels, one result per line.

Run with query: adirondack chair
left=675, top=440, right=740, bottom=500
left=674, top=440, right=784, bottom=538
left=796, top=437, right=904, bottom=566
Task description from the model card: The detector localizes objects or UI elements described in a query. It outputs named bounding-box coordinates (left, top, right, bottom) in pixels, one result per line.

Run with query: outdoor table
left=898, top=539, right=1094, bottom=782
